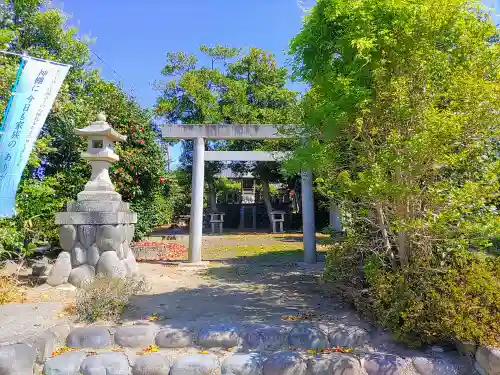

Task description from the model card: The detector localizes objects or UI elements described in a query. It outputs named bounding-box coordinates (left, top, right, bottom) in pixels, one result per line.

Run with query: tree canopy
left=290, top=0, right=500, bottom=346
left=0, top=0, right=172, bottom=255
left=155, top=46, right=301, bottom=223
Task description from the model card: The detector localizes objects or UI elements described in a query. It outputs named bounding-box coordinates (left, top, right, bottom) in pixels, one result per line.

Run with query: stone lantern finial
left=96, top=112, right=107, bottom=122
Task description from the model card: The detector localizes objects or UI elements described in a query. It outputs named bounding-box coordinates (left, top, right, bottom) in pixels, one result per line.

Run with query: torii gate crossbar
left=161, top=124, right=317, bottom=264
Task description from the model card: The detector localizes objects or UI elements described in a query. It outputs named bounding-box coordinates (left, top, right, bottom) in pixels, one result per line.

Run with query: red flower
left=132, top=132, right=136, bottom=136
left=141, top=127, right=144, bottom=132
left=130, top=119, right=135, bottom=123
left=139, top=139, right=145, bottom=144
left=160, top=177, right=164, bottom=183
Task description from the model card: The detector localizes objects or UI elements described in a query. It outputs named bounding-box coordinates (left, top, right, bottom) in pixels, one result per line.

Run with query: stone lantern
left=47, top=113, right=138, bottom=288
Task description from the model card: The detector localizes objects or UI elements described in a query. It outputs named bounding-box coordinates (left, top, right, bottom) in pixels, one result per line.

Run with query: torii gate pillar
left=162, top=124, right=318, bottom=264
left=189, top=137, right=205, bottom=263
left=301, top=170, right=317, bottom=264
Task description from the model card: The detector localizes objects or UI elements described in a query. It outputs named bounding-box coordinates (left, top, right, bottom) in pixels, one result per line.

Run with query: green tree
left=156, top=46, right=300, bottom=225
left=0, top=1, right=171, bottom=255
left=290, top=0, right=500, bottom=346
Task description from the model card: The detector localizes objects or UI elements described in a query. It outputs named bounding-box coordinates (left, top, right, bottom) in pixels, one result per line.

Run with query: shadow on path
left=122, top=251, right=363, bottom=331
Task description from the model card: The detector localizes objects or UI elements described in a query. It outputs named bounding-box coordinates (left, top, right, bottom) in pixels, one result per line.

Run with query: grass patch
left=0, top=275, right=26, bottom=305
left=75, top=275, right=150, bottom=322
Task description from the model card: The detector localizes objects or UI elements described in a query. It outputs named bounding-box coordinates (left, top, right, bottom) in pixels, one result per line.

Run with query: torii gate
left=162, top=124, right=317, bottom=264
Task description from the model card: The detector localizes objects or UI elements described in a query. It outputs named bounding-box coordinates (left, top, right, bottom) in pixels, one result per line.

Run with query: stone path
left=0, top=318, right=483, bottom=375
left=0, top=234, right=491, bottom=374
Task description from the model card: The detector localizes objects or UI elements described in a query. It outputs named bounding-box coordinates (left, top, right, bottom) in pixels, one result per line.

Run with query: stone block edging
left=0, top=321, right=496, bottom=374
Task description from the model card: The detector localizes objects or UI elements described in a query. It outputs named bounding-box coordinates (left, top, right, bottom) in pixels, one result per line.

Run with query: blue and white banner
left=0, top=57, right=70, bottom=217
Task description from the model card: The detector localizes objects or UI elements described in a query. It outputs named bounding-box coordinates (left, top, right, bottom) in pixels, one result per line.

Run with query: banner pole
left=0, top=57, right=26, bottom=133
left=0, top=50, right=72, bottom=67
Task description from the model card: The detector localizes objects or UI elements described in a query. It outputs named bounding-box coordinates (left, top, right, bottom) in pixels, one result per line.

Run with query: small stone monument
left=209, top=212, right=225, bottom=234
left=271, top=211, right=285, bottom=234
left=47, top=113, right=138, bottom=288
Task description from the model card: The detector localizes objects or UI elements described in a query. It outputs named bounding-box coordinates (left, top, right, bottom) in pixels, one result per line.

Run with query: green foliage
left=291, top=0, right=500, bottom=346
left=75, top=275, right=150, bottom=322
left=365, top=252, right=500, bottom=347
left=156, top=46, right=301, bottom=221
left=0, top=1, right=173, bottom=257
left=215, top=177, right=241, bottom=203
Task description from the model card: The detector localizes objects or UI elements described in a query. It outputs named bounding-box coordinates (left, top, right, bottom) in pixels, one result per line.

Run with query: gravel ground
left=0, top=235, right=474, bottom=375
left=0, top=302, right=73, bottom=344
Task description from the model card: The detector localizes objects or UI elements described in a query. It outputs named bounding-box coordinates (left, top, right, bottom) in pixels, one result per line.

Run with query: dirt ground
left=1, top=234, right=341, bottom=344
left=0, top=234, right=419, bottom=358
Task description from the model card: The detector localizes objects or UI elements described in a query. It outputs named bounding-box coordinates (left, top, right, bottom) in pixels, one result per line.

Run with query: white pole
left=189, top=137, right=205, bottom=263
left=301, top=169, right=317, bottom=264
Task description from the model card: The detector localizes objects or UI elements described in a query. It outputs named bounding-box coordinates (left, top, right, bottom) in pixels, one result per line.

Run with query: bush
left=75, top=275, right=149, bottom=322
left=324, top=243, right=500, bottom=347
left=292, top=0, right=500, bottom=350
left=365, top=252, right=500, bottom=347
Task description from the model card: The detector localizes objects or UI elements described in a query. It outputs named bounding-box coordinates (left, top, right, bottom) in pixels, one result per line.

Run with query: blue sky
left=57, top=0, right=498, bottom=165
left=57, top=0, right=306, bottom=165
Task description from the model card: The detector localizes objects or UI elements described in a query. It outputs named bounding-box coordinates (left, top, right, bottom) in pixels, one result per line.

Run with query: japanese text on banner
left=0, top=57, right=70, bottom=217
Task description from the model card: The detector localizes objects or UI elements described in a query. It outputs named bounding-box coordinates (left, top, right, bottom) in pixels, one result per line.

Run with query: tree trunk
left=395, top=166, right=409, bottom=267
left=375, top=203, right=397, bottom=269
left=261, top=179, right=274, bottom=230
left=208, top=184, right=217, bottom=213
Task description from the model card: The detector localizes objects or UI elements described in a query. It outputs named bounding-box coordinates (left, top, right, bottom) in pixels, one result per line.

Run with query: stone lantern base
left=47, top=193, right=138, bottom=288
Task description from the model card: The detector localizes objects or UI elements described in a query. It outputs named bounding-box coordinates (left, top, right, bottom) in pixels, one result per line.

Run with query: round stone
left=476, top=346, right=500, bottom=375
left=263, top=351, right=306, bottom=375
left=288, top=325, right=329, bottom=349
left=170, top=354, right=220, bottom=375
left=87, top=243, right=100, bottom=268
left=124, top=252, right=138, bottom=277
left=29, top=330, right=58, bottom=364
left=117, top=243, right=125, bottom=260
left=122, top=242, right=131, bottom=258
left=32, top=257, right=50, bottom=277
left=307, top=354, right=361, bottom=375
left=222, top=353, right=264, bottom=375
left=66, top=327, right=112, bottom=349
left=118, top=224, right=127, bottom=243
left=68, top=265, right=95, bottom=288
left=80, top=353, right=130, bottom=375
left=96, top=225, right=122, bottom=252
left=132, top=353, right=171, bottom=375
left=328, top=325, right=370, bottom=348
left=127, top=224, right=135, bottom=243
left=43, top=350, right=87, bottom=375
left=0, top=343, right=37, bottom=375
left=244, top=325, right=287, bottom=351
left=60, top=225, right=77, bottom=251
left=361, top=353, right=406, bottom=375
left=46, top=252, right=72, bottom=287
left=114, top=325, right=156, bottom=348
left=78, top=225, right=97, bottom=249
left=155, top=328, right=193, bottom=348
left=71, top=242, right=86, bottom=267
left=198, top=324, right=242, bottom=348
left=96, top=251, right=126, bottom=278
left=412, top=356, right=461, bottom=375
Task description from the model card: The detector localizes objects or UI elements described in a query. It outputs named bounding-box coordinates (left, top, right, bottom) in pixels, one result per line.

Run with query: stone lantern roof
left=75, top=113, right=127, bottom=142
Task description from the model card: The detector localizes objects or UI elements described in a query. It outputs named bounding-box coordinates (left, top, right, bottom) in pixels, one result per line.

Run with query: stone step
left=1, top=345, right=476, bottom=375
left=0, top=321, right=486, bottom=375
